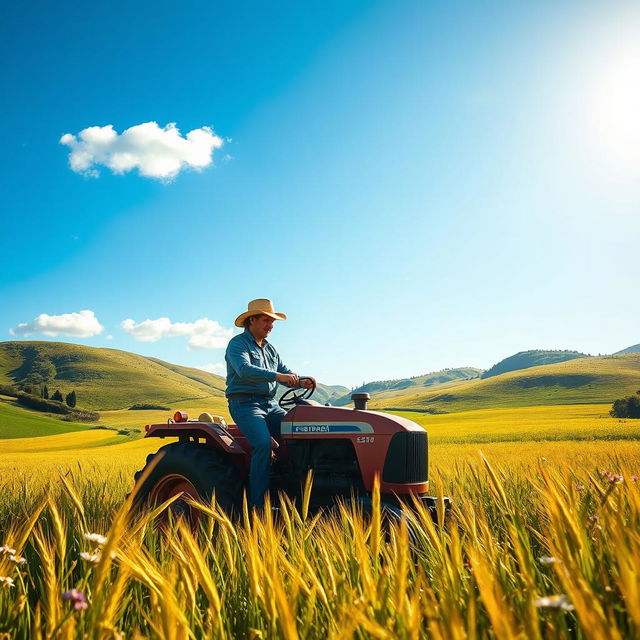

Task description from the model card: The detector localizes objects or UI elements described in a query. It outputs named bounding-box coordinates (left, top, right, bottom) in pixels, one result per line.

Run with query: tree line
left=0, top=383, right=78, bottom=408
left=37, top=385, right=77, bottom=407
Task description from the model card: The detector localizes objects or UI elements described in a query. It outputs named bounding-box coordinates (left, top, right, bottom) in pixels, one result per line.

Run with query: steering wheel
left=279, top=377, right=316, bottom=409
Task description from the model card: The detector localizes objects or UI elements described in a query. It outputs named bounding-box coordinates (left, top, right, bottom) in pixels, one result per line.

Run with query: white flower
left=80, top=552, right=101, bottom=564
left=83, top=533, right=107, bottom=546
left=8, top=555, right=26, bottom=565
left=538, top=556, right=559, bottom=565
left=0, top=576, right=15, bottom=587
left=535, top=594, right=574, bottom=611
left=0, top=545, right=16, bottom=555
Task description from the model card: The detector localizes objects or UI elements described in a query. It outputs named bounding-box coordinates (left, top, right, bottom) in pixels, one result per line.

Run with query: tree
left=65, top=390, right=77, bottom=408
left=43, top=385, right=49, bottom=399
left=51, top=390, right=64, bottom=403
left=610, top=391, right=640, bottom=419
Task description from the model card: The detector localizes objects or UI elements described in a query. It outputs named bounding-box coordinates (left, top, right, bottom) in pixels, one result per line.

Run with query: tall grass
left=0, top=458, right=638, bottom=638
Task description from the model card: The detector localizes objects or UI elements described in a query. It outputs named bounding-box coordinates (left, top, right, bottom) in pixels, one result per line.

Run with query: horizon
left=2, top=1, right=640, bottom=388
left=0, top=337, right=634, bottom=390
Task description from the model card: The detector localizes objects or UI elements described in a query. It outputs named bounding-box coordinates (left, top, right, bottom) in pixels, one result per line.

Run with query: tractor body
left=138, top=395, right=444, bottom=516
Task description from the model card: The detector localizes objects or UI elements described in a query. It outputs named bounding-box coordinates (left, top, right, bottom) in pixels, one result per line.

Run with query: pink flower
left=62, top=589, right=88, bottom=611
left=602, top=471, right=624, bottom=484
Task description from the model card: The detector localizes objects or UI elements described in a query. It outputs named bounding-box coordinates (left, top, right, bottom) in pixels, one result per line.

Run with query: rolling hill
left=369, top=353, right=640, bottom=413
left=333, top=367, right=483, bottom=406
left=0, top=341, right=348, bottom=411
left=0, top=341, right=226, bottom=410
left=615, top=344, right=640, bottom=355
left=481, top=350, right=589, bottom=379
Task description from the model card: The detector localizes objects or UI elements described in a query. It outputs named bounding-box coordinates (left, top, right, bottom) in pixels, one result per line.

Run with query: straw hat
left=235, top=298, right=287, bottom=328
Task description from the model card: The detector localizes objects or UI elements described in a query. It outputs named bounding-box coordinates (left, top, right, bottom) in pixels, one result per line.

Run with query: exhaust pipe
left=351, top=392, right=370, bottom=410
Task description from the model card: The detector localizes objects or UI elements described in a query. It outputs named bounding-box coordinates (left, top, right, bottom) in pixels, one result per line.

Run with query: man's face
left=249, top=314, right=275, bottom=341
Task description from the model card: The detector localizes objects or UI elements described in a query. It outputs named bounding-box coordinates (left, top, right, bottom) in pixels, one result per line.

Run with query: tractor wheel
left=132, top=441, right=243, bottom=524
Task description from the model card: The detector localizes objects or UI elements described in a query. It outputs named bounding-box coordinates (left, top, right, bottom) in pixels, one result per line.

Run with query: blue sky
left=1, top=1, right=639, bottom=387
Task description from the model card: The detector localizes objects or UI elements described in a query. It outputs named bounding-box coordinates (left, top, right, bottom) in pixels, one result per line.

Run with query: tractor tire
left=131, top=441, right=243, bottom=520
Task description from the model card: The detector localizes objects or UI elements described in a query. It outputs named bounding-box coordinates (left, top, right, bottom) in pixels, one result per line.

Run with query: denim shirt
left=225, top=329, right=293, bottom=397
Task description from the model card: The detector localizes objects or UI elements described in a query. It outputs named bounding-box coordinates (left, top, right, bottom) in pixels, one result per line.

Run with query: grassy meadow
left=1, top=342, right=640, bottom=638
left=1, top=395, right=640, bottom=638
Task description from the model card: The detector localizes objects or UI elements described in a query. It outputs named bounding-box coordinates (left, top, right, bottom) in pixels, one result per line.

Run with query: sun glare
left=588, top=37, right=640, bottom=174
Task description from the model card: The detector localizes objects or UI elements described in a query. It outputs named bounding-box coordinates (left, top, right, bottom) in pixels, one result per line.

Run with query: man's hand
left=276, top=372, right=299, bottom=387
left=300, top=376, right=316, bottom=389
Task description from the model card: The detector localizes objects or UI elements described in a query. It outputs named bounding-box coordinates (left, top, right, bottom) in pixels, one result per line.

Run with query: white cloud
left=198, top=362, right=226, bottom=375
left=120, top=317, right=233, bottom=349
left=60, top=121, right=223, bottom=180
left=10, top=310, right=104, bottom=338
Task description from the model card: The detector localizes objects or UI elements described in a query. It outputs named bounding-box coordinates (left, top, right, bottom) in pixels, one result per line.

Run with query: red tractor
left=133, top=380, right=447, bottom=520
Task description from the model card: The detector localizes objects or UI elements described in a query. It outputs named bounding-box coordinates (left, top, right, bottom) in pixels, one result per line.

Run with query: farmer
left=225, top=298, right=315, bottom=508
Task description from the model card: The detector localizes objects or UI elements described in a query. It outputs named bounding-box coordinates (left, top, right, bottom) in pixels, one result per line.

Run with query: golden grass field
left=2, top=403, right=639, bottom=478
left=1, top=402, right=639, bottom=638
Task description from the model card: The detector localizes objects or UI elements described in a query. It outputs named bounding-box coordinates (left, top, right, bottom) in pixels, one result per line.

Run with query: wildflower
left=8, top=555, right=26, bottom=565
left=575, top=483, right=585, bottom=491
left=632, top=476, right=638, bottom=483
left=83, top=532, right=107, bottom=546
left=588, top=515, right=599, bottom=522
left=80, top=552, right=101, bottom=564
left=535, top=594, right=574, bottom=611
left=0, top=545, right=16, bottom=555
left=602, top=470, right=624, bottom=484
left=62, top=589, right=88, bottom=611
left=0, top=576, right=15, bottom=588
left=538, top=556, right=559, bottom=565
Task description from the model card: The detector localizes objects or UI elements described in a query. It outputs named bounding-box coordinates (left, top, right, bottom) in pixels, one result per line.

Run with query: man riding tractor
left=133, top=299, right=448, bottom=524
left=225, top=298, right=315, bottom=508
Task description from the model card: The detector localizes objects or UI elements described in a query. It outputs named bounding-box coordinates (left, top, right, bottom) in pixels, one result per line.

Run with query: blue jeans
left=228, top=396, right=286, bottom=508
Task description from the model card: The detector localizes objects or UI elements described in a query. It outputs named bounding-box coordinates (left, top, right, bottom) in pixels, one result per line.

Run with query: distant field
left=431, top=439, right=640, bottom=470
left=99, top=395, right=232, bottom=431
left=397, top=403, right=640, bottom=444
left=1, top=403, right=638, bottom=493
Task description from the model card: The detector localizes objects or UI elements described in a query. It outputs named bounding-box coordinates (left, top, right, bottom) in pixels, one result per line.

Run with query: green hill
left=310, top=383, right=350, bottom=405
left=481, top=350, right=589, bottom=379
left=0, top=341, right=349, bottom=411
left=146, top=357, right=227, bottom=393
left=615, top=344, right=640, bottom=355
left=333, top=367, right=483, bottom=406
left=0, top=341, right=227, bottom=410
left=369, top=353, right=640, bottom=413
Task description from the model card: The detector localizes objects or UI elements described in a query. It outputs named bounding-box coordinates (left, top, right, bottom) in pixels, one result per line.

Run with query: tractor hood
left=281, top=404, right=426, bottom=436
